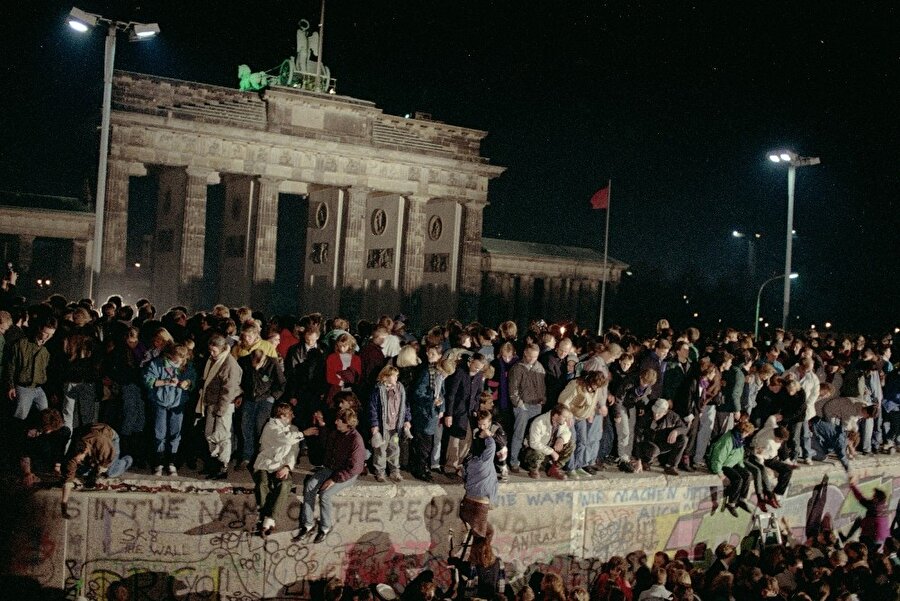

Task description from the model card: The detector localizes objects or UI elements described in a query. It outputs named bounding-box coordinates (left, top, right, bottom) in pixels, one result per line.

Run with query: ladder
left=752, top=511, right=782, bottom=548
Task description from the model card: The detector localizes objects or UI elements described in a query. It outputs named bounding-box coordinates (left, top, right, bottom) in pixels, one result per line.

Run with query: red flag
left=590, top=186, right=610, bottom=210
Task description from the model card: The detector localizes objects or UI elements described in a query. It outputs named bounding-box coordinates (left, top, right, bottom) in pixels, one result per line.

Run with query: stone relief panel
left=422, top=200, right=462, bottom=290
left=366, top=248, right=394, bottom=269
left=304, top=187, right=343, bottom=282
left=363, top=194, right=404, bottom=284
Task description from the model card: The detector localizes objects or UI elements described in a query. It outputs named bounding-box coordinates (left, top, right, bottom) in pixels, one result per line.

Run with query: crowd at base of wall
left=5, top=456, right=895, bottom=599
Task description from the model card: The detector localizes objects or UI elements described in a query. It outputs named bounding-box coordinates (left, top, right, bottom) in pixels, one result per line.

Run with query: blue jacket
left=368, top=382, right=411, bottom=432
left=143, top=356, right=196, bottom=409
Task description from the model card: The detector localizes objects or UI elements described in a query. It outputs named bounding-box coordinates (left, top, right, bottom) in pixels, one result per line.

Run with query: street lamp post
left=767, top=150, right=820, bottom=330
left=67, top=7, right=159, bottom=302
left=755, top=273, right=798, bottom=339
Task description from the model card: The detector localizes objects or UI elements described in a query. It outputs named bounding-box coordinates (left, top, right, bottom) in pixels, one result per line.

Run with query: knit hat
left=651, top=398, right=669, bottom=415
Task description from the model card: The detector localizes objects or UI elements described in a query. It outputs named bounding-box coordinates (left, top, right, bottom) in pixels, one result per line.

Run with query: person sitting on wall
left=253, top=402, right=318, bottom=537
left=294, top=407, right=365, bottom=544
left=520, top=404, right=574, bottom=480
left=708, top=419, right=757, bottom=516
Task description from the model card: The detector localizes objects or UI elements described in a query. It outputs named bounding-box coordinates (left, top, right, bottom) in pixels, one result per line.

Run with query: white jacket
left=253, top=418, right=302, bottom=472
left=752, top=415, right=782, bottom=461
left=790, top=367, right=821, bottom=422
left=525, top=411, right=572, bottom=456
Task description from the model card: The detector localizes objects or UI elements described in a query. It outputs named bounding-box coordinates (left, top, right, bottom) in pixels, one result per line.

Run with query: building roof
left=482, top=237, right=628, bottom=269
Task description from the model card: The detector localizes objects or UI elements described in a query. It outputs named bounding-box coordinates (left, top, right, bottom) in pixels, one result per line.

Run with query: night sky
left=1, top=1, right=898, bottom=333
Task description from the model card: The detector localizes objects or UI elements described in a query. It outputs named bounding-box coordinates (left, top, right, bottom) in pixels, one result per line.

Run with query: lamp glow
left=779, top=153, right=791, bottom=161
left=789, top=273, right=799, bottom=279
left=68, top=19, right=89, bottom=32
left=769, top=154, right=781, bottom=162
left=132, top=22, right=160, bottom=38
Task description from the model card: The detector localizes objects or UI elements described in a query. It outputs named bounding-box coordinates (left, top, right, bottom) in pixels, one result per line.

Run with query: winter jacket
left=719, top=366, right=745, bottom=413
left=143, top=356, right=197, bottom=409
left=444, top=366, right=484, bottom=437
left=410, top=363, right=446, bottom=435
left=323, top=427, right=365, bottom=482
left=751, top=415, right=782, bottom=461
left=4, top=336, right=52, bottom=389
left=369, top=382, right=411, bottom=432
left=526, top=411, right=572, bottom=456
left=641, top=411, right=687, bottom=447
left=238, top=354, right=286, bottom=402
left=254, top=418, right=302, bottom=472
left=508, top=361, right=546, bottom=408
left=284, top=341, right=327, bottom=402
left=64, top=423, right=118, bottom=483
left=200, top=353, right=242, bottom=416
left=708, top=430, right=745, bottom=474
left=558, top=379, right=601, bottom=421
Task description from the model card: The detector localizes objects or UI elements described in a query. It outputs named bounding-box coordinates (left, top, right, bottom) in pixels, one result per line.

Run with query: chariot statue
left=238, top=19, right=335, bottom=93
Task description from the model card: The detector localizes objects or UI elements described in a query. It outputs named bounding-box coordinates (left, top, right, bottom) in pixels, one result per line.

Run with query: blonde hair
left=335, top=332, right=357, bottom=351
left=396, top=346, right=420, bottom=368
left=499, top=320, right=518, bottom=340
left=377, top=364, right=400, bottom=382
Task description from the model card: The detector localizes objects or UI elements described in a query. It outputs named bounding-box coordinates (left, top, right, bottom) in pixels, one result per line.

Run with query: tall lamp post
left=67, top=7, right=160, bottom=301
left=767, top=150, right=819, bottom=330
left=755, top=272, right=798, bottom=339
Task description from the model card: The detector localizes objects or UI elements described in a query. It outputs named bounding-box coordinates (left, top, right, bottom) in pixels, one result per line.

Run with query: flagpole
left=597, top=179, right=611, bottom=336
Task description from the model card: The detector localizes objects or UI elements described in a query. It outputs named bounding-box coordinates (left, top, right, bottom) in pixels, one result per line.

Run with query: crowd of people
left=2, top=274, right=900, bottom=598
left=332, top=522, right=900, bottom=601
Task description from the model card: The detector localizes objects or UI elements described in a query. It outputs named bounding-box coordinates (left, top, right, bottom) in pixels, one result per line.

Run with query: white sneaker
left=168, top=464, right=178, bottom=477
left=153, top=465, right=164, bottom=476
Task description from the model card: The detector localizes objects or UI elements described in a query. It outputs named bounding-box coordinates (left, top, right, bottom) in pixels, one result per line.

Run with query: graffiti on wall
left=8, top=469, right=899, bottom=600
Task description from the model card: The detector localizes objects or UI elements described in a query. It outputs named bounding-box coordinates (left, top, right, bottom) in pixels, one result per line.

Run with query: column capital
left=108, top=159, right=147, bottom=177
left=256, top=175, right=283, bottom=188
left=185, top=167, right=220, bottom=184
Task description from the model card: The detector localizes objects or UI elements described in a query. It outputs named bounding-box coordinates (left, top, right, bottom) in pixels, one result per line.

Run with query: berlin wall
left=7, top=458, right=895, bottom=599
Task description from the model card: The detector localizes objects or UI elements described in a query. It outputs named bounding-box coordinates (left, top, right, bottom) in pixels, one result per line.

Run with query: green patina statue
left=238, top=19, right=334, bottom=93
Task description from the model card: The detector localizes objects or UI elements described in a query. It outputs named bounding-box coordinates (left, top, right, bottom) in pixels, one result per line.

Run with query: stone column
left=518, top=275, right=534, bottom=323
left=180, top=168, right=217, bottom=286
left=561, top=278, right=572, bottom=319
left=253, top=177, right=280, bottom=284
left=401, top=195, right=428, bottom=295
left=72, top=239, right=89, bottom=296
left=494, top=274, right=509, bottom=318
left=340, top=187, right=369, bottom=320
left=548, top=277, right=562, bottom=321
left=401, top=194, right=429, bottom=324
left=250, top=177, right=280, bottom=310
left=17, top=235, right=35, bottom=272
left=101, top=160, right=146, bottom=275
left=570, top=280, right=583, bottom=324
left=458, top=202, right=484, bottom=321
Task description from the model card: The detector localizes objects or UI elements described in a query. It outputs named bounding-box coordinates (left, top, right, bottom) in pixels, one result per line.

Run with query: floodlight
left=768, top=154, right=781, bottom=162
left=132, top=22, right=160, bottom=38
left=68, top=7, right=98, bottom=31
left=779, top=153, right=792, bottom=161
